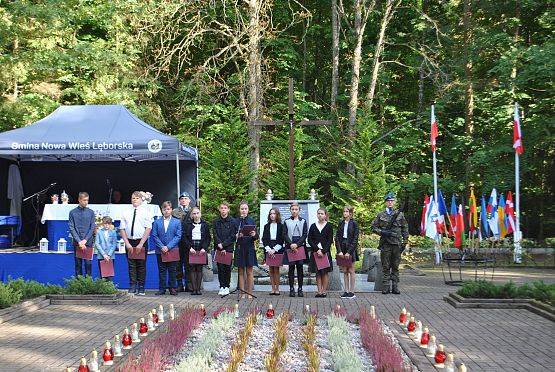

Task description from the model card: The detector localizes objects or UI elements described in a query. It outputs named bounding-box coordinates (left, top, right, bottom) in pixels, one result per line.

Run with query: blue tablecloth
left=0, top=252, right=162, bottom=289
left=45, top=220, right=157, bottom=250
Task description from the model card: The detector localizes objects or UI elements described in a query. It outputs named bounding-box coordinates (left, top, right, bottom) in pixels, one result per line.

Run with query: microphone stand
left=23, top=183, right=57, bottom=247
left=221, top=217, right=257, bottom=299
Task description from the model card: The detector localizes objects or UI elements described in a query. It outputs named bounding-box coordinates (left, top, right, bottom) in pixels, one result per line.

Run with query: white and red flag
left=513, top=103, right=524, bottom=155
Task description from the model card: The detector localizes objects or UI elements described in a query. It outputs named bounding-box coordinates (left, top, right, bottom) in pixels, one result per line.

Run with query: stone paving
left=0, top=268, right=553, bottom=372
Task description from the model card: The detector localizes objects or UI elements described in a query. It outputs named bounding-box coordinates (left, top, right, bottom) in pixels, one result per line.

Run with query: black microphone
left=106, top=178, right=111, bottom=186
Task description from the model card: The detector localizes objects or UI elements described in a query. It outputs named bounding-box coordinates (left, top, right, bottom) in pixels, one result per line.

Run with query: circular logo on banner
left=147, top=139, right=162, bottom=153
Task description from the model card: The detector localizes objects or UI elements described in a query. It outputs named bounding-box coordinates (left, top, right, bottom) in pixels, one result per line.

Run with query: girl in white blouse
left=261, top=208, right=285, bottom=295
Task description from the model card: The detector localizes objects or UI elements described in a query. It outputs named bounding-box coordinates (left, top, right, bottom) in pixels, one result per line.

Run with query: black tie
left=130, top=209, right=137, bottom=237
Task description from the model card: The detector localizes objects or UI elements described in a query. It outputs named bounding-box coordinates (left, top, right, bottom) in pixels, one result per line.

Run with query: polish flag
left=431, top=105, right=438, bottom=152
left=513, top=103, right=524, bottom=155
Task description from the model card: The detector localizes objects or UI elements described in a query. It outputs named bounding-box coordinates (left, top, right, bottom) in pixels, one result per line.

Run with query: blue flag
left=481, top=195, right=489, bottom=238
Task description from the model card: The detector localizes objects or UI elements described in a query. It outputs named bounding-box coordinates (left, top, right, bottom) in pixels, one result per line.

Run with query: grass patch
left=457, top=280, right=555, bottom=306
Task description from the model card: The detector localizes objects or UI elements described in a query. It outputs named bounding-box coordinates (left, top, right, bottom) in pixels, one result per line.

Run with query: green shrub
left=457, top=280, right=555, bottom=305
left=63, top=276, right=118, bottom=295
left=360, top=234, right=380, bottom=249
left=6, top=278, right=62, bottom=300
left=0, top=282, right=22, bottom=309
left=544, top=237, right=555, bottom=247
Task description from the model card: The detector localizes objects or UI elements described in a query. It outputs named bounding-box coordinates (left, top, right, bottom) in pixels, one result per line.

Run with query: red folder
left=215, top=250, right=233, bottom=265
left=128, top=247, right=146, bottom=260
left=314, top=253, right=331, bottom=271
left=99, top=259, right=115, bottom=277
left=240, top=225, right=256, bottom=235
left=189, top=251, right=207, bottom=265
left=161, top=248, right=180, bottom=262
left=336, top=254, right=353, bottom=268
left=265, top=253, right=284, bottom=267
left=286, top=246, right=306, bottom=263
left=75, top=246, right=94, bottom=261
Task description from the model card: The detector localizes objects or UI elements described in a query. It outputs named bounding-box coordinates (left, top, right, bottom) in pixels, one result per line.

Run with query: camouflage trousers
left=380, top=243, right=401, bottom=286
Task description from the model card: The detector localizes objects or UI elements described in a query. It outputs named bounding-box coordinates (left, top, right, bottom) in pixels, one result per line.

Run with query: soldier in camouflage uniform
left=371, top=192, right=409, bottom=294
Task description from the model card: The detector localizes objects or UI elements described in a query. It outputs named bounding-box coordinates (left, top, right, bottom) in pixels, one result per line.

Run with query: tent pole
left=175, top=153, right=181, bottom=204
left=195, top=148, right=199, bottom=207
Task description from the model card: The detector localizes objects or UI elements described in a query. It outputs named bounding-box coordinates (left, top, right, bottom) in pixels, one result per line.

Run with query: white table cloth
left=41, top=203, right=162, bottom=223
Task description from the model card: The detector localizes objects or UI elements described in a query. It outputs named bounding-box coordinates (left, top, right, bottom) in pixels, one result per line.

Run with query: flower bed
left=156, top=305, right=417, bottom=372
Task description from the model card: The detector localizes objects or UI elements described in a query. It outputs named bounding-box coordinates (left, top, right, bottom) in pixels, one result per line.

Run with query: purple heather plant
left=117, top=307, right=203, bottom=372
left=359, top=309, right=408, bottom=372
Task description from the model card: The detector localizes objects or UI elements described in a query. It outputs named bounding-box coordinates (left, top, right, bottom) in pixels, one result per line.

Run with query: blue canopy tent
left=0, top=105, right=198, bottom=244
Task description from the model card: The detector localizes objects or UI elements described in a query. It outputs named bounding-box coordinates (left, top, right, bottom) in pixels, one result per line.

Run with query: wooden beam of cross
left=253, top=78, right=331, bottom=199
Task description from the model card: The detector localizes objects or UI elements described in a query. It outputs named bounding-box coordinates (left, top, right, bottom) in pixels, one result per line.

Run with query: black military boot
left=382, top=283, right=391, bottom=294
left=392, top=283, right=400, bottom=295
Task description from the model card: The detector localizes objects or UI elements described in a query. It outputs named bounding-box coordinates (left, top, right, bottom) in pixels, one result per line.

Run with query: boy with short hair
left=119, top=191, right=153, bottom=295
left=152, top=201, right=182, bottom=295
left=69, top=192, right=96, bottom=276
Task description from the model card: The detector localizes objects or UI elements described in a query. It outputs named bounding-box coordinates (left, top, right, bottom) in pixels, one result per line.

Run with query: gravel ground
left=279, top=319, right=308, bottom=372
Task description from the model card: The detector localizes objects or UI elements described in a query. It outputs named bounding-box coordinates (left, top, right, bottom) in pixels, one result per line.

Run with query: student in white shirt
left=119, top=191, right=153, bottom=296
left=261, top=208, right=285, bottom=295
left=335, top=205, right=360, bottom=299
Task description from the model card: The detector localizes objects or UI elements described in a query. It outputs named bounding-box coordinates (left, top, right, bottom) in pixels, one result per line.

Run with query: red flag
left=513, top=103, right=524, bottom=155
left=420, top=195, right=430, bottom=236
left=454, top=204, right=465, bottom=249
left=505, top=191, right=516, bottom=234
left=431, top=105, right=438, bottom=152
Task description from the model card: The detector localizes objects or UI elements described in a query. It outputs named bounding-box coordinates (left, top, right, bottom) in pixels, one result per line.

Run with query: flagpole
left=514, top=103, right=522, bottom=263
left=432, top=104, right=441, bottom=264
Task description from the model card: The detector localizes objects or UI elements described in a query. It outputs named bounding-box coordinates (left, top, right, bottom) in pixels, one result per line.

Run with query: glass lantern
left=39, top=238, right=49, bottom=252
left=57, top=238, right=67, bottom=253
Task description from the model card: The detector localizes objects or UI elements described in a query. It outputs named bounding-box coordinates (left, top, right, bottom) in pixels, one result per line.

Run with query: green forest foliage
left=0, top=0, right=553, bottom=238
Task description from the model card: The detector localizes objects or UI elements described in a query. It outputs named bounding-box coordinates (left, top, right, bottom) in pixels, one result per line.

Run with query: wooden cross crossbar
left=252, top=78, right=331, bottom=199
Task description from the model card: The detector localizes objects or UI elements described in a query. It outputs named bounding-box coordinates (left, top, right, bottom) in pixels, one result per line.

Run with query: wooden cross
left=253, top=78, right=331, bottom=199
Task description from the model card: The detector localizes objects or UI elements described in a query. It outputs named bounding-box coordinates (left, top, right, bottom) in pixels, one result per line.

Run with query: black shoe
left=349, top=292, right=356, bottom=299
left=315, top=293, right=322, bottom=298
left=155, top=290, right=166, bottom=296
left=297, top=289, right=304, bottom=297
left=137, top=287, right=146, bottom=296
left=340, top=292, right=349, bottom=299
left=177, top=285, right=185, bottom=292
left=128, top=285, right=136, bottom=294
left=195, top=291, right=202, bottom=295
left=382, top=287, right=391, bottom=295
left=190, top=290, right=196, bottom=295
left=289, top=289, right=296, bottom=297
left=392, top=285, right=400, bottom=295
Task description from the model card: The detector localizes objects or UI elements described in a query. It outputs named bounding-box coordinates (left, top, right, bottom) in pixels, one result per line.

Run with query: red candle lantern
left=434, top=344, right=447, bottom=365
left=420, top=327, right=430, bottom=347
left=122, top=328, right=132, bottom=349
left=78, top=357, right=89, bottom=372
left=407, top=316, right=416, bottom=333
left=266, top=303, right=275, bottom=319
left=152, top=309, right=159, bottom=325
left=102, top=341, right=114, bottom=366
left=399, top=307, right=407, bottom=324
left=139, top=317, right=148, bottom=336
left=200, top=304, right=206, bottom=317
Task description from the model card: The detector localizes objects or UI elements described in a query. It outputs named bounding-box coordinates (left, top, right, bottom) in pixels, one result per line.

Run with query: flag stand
left=513, top=103, right=523, bottom=264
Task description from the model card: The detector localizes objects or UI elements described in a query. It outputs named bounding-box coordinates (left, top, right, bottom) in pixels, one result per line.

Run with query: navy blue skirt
left=234, top=240, right=258, bottom=268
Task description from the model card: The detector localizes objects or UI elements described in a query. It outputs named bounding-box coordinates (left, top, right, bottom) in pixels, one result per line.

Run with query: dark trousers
left=217, top=263, right=232, bottom=288
left=189, top=264, right=203, bottom=292
left=97, top=260, right=113, bottom=282
left=288, top=262, right=304, bottom=289
left=156, top=254, right=177, bottom=290
left=177, top=245, right=191, bottom=289
left=126, top=239, right=146, bottom=288
left=74, top=256, right=92, bottom=277
left=380, top=244, right=401, bottom=286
